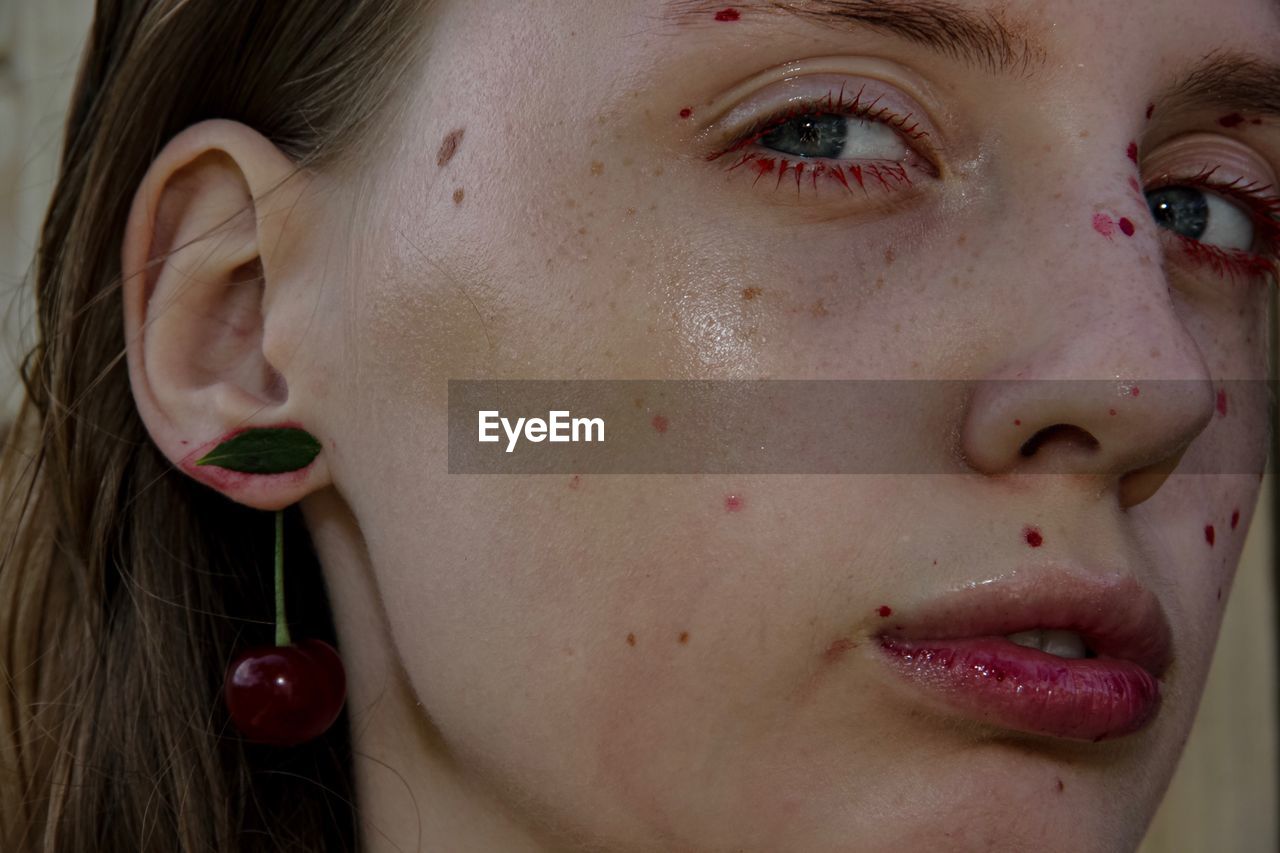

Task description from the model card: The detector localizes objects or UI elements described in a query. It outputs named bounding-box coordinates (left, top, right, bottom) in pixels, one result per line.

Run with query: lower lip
left=877, top=636, right=1162, bottom=742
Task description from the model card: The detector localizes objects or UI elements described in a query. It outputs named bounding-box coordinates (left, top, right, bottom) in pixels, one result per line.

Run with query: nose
left=958, top=208, right=1217, bottom=509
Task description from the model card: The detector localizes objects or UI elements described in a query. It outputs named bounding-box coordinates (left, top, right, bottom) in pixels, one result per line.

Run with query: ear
left=122, top=119, right=332, bottom=510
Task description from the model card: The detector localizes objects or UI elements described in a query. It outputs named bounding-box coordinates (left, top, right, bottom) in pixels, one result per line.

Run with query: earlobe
left=121, top=118, right=332, bottom=510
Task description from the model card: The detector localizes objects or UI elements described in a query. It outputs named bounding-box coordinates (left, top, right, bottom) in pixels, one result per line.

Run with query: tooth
left=1040, top=629, right=1087, bottom=659
left=1006, top=629, right=1045, bottom=650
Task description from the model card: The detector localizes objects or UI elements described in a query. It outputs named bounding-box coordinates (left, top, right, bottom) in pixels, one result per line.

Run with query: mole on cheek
left=678, top=631, right=690, bottom=644
left=437, top=127, right=464, bottom=167
left=1023, top=526, right=1044, bottom=548
left=626, top=632, right=637, bottom=647
left=714, top=7, right=741, bottom=21
left=452, top=188, right=464, bottom=205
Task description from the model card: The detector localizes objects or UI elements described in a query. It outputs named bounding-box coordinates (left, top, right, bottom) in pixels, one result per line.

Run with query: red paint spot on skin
left=877, top=605, right=893, bottom=618
left=1130, top=387, right=1140, bottom=397
left=1231, top=509, right=1240, bottom=530
left=1218, top=113, right=1245, bottom=128
left=713, top=7, right=740, bottom=21
left=725, top=494, right=744, bottom=512
left=823, top=636, right=857, bottom=664
left=1092, top=213, right=1115, bottom=239
left=1126, top=142, right=1138, bottom=163
left=1216, top=389, right=1228, bottom=417
left=1146, top=102, right=1155, bottom=120
left=568, top=474, right=582, bottom=490
left=651, top=414, right=669, bottom=434
left=1109, top=408, right=1117, bottom=416
left=1118, top=217, right=1135, bottom=236
left=626, top=633, right=636, bottom=646
left=1205, top=524, right=1216, bottom=546
left=1128, top=177, right=1143, bottom=195
left=1013, top=419, right=1022, bottom=426
left=678, top=631, right=689, bottom=644
left=679, top=107, right=693, bottom=119
left=1024, top=526, right=1044, bottom=548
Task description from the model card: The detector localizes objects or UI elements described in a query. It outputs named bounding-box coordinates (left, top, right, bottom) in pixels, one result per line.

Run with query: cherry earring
left=195, top=426, right=347, bottom=746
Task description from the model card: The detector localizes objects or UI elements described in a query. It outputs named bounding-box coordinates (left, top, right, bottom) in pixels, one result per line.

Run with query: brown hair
left=0, top=2, right=427, bottom=849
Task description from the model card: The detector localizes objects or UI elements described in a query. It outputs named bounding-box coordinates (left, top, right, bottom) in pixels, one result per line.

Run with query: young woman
left=2, top=0, right=1276, bottom=850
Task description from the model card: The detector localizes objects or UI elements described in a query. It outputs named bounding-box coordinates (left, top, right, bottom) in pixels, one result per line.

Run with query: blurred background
left=0, top=2, right=1274, bottom=850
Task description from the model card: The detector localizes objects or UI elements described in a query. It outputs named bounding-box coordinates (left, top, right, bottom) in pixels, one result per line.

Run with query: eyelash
left=1153, top=167, right=1280, bottom=282
left=706, top=84, right=937, bottom=194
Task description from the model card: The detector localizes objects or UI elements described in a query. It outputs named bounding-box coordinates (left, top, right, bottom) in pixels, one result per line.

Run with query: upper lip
left=876, top=567, right=1174, bottom=677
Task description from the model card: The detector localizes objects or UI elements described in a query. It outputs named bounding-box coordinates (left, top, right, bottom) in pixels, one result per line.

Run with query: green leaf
left=194, top=427, right=322, bottom=474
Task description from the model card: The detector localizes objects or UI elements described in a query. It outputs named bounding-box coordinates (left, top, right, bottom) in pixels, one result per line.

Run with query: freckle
left=452, top=188, right=464, bottom=204
left=1092, top=213, right=1115, bottom=238
left=678, top=631, right=689, bottom=644
left=1078, top=129, right=1090, bottom=139
left=651, top=414, right=669, bottom=434
left=1218, top=113, right=1245, bottom=128
left=1216, top=389, right=1228, bottom=417
left=625, top=207, right=637, bottom=216
left=568, top=474, right=582, bottom=490
left=653, top=166, right=664, bottom=177
left=679, top=107, right=693, bottom=119
left=1205, top=524, right=1216, bottom=546
left=811, top=299, right=828, bottom=317
left=956, top=233, right=967, bottom=246
left=742, top=287, right=762, bottom=301
left=1231, top=508, right=1240, bottom=530
left=932, top=560, right=937, bottom=565
left=578, top=226, right=588, bottom=235
left=1056, top=778, right=1065, bottom=793
left=823, top=636, right=857, bottom=663
left=877, top=605, right=893, bottom=617
left=633, top=397, right=645, bottom=409
left=436, top=127, right=464, bottom=167
left=884, top=247, right=896, bottom=265
left=1118, top=217, right=1135, bottom=237
left=1024, top=526, right=1044, bottom=548
left=1126, top=142, right=1138, bottom=163
left=713, top=7, right=741, bottom=21
left=590, top=161, right=605, bottom=176
left=725, top=494, right=744, bottom=512
left=1146, top=102, right=1155, bottom=120
left=626, top=632, right=636, bottom=646
left=566, top=198, right=577, bottom=209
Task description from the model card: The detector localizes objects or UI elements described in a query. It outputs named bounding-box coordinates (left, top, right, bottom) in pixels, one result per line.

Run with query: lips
left=873, top=569, right=1173, bottom=742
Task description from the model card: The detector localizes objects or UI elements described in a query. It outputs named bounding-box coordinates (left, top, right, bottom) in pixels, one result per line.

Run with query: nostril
left=1019, top=424, right=1100, bottom=457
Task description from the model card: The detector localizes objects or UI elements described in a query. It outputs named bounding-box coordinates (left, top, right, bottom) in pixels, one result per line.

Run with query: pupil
left=760, top=114, right=847, bottom=158
left=1146, top=187, right=1208, bottom=240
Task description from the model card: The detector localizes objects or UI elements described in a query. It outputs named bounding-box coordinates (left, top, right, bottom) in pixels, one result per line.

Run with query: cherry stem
left=275, top=509, right=291, bottom=647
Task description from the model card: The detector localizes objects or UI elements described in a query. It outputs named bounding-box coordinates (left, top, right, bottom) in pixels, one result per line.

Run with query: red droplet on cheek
left=713, top=7, right=740, bottom=21
left=679, top=107, right=693, bottom=119
left=1126, top=142, right=1138, bottom=163
left=1230, top=508, right=1240, bottom=530
left=725, top=494, right=744, bottom=512
left=1118, top=217, right=1135, bottom=237
left=651, top=414, right=669, bottom=433
left=877, top=605, right=893, bottom=618
left=1092, top=213, right=1115, bottom=238
left=1218, top=113, right=1245, bottom=128
left=1216, top=389, right=1228, bottom=417
left=1024, top=526, right=1044, bottom=548
left=1205, top=524, right=1216, bottom=546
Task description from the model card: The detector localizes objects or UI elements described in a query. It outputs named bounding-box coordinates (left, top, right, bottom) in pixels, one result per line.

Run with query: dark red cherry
left=224, top=638, right=346, bottom=746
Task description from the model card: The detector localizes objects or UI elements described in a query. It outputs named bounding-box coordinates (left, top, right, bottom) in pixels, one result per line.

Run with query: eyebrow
left=663, top=0, right=1048, bottom=76
left=1160, top=50, right=1280, bottom=122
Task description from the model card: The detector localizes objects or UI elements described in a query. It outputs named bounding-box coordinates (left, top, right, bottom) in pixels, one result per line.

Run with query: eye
left=1146, top=186, right=1254, bottom=251
left=759, top=113, right=909, bottom=161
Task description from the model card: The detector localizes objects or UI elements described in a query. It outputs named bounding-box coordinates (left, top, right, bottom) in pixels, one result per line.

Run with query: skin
left=121, top=0, right=1277, bottom=850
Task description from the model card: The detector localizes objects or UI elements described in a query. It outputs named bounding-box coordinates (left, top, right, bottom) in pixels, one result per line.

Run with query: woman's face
left=293, top=0, right=1277, bottom=849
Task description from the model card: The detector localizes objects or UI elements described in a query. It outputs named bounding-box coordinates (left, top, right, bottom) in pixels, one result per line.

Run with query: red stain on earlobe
left=180, top=421, right=314, bottom=492
left=823, top=636, right=857, bottom=664
left=1216, top=389, right=1228, bottom=417
left=651, top=414, right=669, bottom=434
left=725, top=494, right=744, bottom=512
left=1092, top=213, right=1115, bottom=238
left=1218, top=113, right=1245, bottom=128
left=877, top=605, right=893, bottom=618
left=1118, top=217, right=1135, bottom=236
left=713, top=7, right=741, bottom=21
left=1024, top=526, right=1044, bottom=548
left=1126, top=142, right=1138, bottom=163
left=679, top=107, right=693, bottom=119
left=1205, top=524, right=1216, bottom=546
left=1230, top=508, right=1240, bottom=530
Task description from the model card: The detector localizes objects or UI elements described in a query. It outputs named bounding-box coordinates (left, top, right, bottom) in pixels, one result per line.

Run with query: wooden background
left=0, top=2, right=1275, bottom=849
